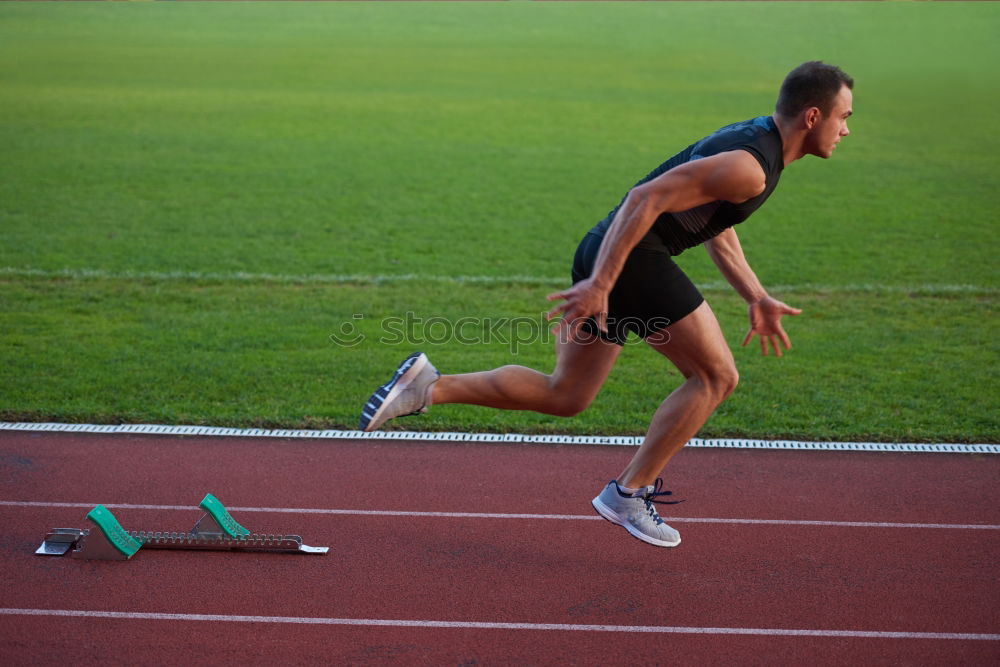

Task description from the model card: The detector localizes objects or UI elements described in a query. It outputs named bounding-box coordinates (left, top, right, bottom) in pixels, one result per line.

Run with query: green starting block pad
left=87, top=505, right=144, bottom=559
left=194, top=493, right=250, bottom=538
left=35, top=494, right=328, bottom=560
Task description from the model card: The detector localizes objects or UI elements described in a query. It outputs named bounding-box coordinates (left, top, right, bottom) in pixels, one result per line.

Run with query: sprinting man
left=358, top=61, right=853, bottom=547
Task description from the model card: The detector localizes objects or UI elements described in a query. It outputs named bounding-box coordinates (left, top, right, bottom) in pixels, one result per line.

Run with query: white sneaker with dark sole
left=359, top=352, right=440, bottom=432
left=591, top=479, right=682, bottom=547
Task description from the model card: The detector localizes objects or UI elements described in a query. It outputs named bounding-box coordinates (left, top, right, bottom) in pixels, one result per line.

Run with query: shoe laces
left=639, top=478, right=683, bottom=525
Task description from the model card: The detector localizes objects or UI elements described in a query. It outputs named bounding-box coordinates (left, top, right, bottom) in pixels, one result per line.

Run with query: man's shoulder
left=691, top=116, right=778, bottom=159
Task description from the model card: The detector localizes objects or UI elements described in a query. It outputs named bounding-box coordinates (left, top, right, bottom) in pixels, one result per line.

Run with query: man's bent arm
left=547, top=149, right=765, bottom=331
left=589, top=150, right=766, bottom=292
left=704, top=227, right=768, bottom=304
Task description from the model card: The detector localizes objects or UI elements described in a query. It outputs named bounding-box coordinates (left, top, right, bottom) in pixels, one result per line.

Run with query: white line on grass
left=2, top=501, right=997, bottom=531
left=2, top=266, right=995, bottom=295
left=1, top=608, right=997, bottom=640
left=1, top=422, right=996, bottom=454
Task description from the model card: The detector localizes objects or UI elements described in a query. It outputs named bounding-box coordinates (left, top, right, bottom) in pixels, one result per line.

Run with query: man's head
left=776, top=61, right=854, bottom=159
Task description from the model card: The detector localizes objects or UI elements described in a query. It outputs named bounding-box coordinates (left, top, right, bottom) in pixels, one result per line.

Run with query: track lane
left=2, top=432, right=998, bottom=525
left=3, top=507, right=998, bottom=634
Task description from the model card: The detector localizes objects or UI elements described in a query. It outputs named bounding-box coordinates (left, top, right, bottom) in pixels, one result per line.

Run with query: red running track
left=1, top=431, right=998, bottom=665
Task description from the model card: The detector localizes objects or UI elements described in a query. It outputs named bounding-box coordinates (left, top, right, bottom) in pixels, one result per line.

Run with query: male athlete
left=359, top=61, right=853, bottom=547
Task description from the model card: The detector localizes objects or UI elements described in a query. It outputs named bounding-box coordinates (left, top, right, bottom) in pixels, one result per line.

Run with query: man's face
left=809, top=85, right=853, bottom=158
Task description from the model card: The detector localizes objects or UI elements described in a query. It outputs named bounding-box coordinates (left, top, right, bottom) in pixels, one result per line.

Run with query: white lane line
left=2, top=422, right=997, bottom=454
left=3, top=266, right=996, bottom=295
left=0, top=608, right=997, bottom=640
left=2, top=501, right=997, bottom=531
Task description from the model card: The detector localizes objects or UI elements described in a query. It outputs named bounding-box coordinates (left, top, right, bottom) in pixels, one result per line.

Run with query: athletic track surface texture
left=1, top=427, right=998, bottom=665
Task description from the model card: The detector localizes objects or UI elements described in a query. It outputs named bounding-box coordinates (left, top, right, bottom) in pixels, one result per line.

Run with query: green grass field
left=1, top=3, right=997, bottom=442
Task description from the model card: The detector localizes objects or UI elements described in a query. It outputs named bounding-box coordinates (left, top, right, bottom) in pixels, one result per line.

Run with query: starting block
left=35, top=493, right=328, bottom=560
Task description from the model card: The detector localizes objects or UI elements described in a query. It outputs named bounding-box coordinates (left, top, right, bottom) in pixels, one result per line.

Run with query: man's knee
left=708, top=363, right=739, bottom=400
left=545, top=383, right=595, bottom=418
left=688, top=360, right=738, bottom=402
left=547, top=395, right=591, bottom=418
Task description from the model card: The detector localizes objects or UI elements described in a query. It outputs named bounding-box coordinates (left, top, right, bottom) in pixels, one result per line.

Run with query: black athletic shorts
left=570, top=232, right=704, bottom=346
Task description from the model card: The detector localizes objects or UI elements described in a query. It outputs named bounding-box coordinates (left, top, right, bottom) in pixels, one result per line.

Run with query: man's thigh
left=645, top=301, right=735, bottom=379
left=551, top=327, right=622, bottom=394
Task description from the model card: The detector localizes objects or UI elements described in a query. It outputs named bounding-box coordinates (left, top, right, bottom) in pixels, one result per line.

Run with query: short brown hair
left=776, top=61, right=854, bottom=117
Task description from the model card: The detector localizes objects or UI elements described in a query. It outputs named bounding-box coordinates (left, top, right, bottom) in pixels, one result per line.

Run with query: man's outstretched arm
left=704, top=227, right=802, bottom=356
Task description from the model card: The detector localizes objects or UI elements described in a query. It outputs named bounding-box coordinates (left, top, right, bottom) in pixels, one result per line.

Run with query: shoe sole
left=591, top=496, right=681, bottom=548
left=360, top=352, right=428, bottom=432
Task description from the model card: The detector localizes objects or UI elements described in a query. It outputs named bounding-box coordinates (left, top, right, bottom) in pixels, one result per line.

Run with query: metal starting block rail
left=35, top=493, right=328, bottom=560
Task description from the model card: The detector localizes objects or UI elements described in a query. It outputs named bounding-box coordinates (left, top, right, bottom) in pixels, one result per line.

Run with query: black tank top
left=590, top=116, right=784, bottom=256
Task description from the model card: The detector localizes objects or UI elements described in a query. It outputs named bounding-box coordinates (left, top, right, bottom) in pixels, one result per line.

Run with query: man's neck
left=772, top=113, right=807, bottom=166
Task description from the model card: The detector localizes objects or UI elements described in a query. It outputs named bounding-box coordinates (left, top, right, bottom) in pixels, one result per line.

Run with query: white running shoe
left=359, top=352, right=440, bottom=432
left=591, top=479, right=682, bottom=547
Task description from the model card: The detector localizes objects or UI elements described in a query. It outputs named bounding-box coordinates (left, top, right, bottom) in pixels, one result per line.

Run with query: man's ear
left=803, top=106, right=822, bottom=129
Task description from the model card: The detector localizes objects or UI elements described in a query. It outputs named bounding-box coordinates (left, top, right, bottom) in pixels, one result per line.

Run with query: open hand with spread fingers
left=742, top=296, right=802, bottom=357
